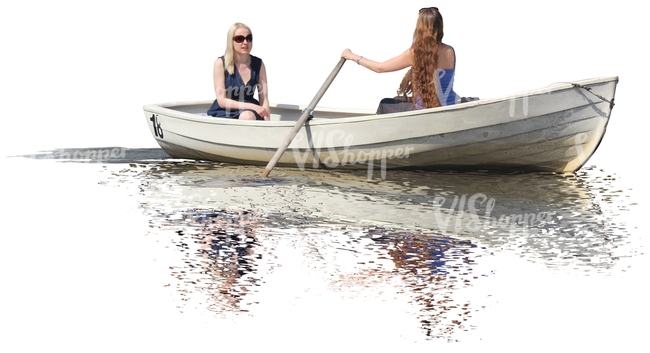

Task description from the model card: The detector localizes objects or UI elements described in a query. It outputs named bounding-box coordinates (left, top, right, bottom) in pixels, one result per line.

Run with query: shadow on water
left=10, top=147, right=173, bottom=163
left=17, top=147, right=639, bottom=341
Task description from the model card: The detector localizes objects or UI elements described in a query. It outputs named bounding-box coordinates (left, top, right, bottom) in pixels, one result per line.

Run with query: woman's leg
left=376, top=97, right=415, bottom=114
left=238, top=111, right=256, bottom=120
left=237, top=110, right=263, bottom=120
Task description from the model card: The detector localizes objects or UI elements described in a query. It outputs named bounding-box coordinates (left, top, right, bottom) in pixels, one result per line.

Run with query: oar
left=261, top=58, right=346, bottom=177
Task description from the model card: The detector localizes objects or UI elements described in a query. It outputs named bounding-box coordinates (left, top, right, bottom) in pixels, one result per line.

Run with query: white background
left=1, top=2, right=648, bottom=350
left=1, top=0, right=645, bottom=173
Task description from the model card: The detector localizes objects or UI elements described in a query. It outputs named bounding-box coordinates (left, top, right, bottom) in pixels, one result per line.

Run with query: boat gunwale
left=142, top=76, right=618, bottom=127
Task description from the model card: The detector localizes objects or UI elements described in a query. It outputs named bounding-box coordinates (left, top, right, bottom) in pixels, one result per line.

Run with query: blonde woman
left=207, top=22, right=270, bottom=120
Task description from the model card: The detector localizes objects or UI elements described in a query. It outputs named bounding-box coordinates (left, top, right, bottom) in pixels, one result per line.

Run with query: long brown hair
left=403, top=7, right=444, bottom=108
left=397, top=69, right=413, bottom=101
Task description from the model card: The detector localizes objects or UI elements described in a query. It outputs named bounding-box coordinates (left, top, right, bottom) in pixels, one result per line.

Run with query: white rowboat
left=143, top=76, right=617, bottom=173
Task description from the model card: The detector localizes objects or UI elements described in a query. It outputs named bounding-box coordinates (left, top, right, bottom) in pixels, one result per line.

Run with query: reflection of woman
left=202, top=229, right=258, bottom=276
left=207, top=22, right=270, bottom=120
left=370, top=230, right=471, bottom=275
left=193, top=210, right=263, bottom=311
left=367, top=229, right=477, bottom=338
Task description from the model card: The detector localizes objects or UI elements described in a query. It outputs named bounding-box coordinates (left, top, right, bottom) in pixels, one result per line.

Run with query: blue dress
left=376, top=48, right=458, bottom=114
left=416, top=47, right=457, bottom=108
left=207, top=55, right=264, bottom=119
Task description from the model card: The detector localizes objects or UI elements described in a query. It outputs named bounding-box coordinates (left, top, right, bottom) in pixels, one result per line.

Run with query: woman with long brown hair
left=341, top=7, right=457, bottom=114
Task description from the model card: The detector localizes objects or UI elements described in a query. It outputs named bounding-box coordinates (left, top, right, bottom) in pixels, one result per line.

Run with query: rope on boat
left=569, top=82, right=615, bottom=109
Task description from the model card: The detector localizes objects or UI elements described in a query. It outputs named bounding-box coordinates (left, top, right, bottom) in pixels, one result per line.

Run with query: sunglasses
left=233, top=34, right=253, bottom=43
left=419, top=7, right=438, bottom=13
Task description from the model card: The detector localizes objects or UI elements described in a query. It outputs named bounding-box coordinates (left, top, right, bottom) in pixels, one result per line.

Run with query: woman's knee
left=238, top=111, right=257, bottom=120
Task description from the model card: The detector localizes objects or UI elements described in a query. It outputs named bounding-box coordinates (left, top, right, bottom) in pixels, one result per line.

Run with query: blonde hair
left=224, top=22, right=253, bottom=75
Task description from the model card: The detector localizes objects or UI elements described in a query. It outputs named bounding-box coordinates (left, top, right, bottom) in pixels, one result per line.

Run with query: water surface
left=2, top=148, right=647, bottom=351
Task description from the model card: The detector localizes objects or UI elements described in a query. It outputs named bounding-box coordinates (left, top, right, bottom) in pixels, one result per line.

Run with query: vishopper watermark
left=41, top=148, right=127, bottom=162
left=290, top=129, right=414, bottom=180
left=432, top=193, right=556, bottom=234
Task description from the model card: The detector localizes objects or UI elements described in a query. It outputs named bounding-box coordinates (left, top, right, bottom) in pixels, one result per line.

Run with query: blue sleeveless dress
left=207, top=55, right=263, bottom=119
left=416, top=47, right=457, bottom=108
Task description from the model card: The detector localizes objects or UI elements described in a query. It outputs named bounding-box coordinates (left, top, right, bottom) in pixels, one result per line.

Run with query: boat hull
left=143, top=76, right=617, bottom=173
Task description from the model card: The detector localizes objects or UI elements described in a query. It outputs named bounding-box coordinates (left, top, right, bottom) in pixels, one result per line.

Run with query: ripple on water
left=94, top=156, right=642, bottom=342
left=145, top=207, right=491, bottom=341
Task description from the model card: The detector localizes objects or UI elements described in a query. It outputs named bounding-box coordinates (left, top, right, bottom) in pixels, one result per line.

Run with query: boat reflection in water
left=113, top=155, right=633, bottom=341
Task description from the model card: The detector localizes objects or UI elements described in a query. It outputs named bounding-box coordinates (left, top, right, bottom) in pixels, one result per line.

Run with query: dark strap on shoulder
left=251, top=55, right=262, bottom=72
